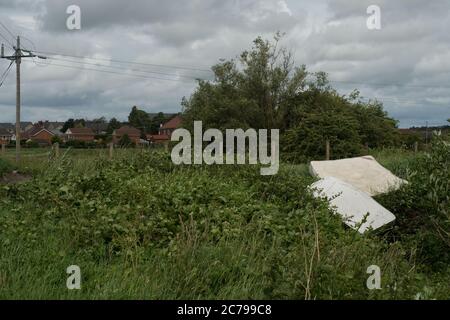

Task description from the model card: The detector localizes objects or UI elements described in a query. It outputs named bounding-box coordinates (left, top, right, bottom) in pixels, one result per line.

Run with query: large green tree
left=128, top=106, right=151, bottom=133
left=107, top=118, right=122, bottom=134
left=61, top=118, right=86, bottom=133
left=182, top=34, right=400, bottom=162
left=183, top=33, right=308, bottom=131
left=149, top=112, right=168, bottom=134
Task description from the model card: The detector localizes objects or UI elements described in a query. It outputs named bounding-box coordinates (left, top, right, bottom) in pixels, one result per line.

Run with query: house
left=22, top=122, right=55, bottom=146
left=40, top=121, right=64, bottom=132
left=66, top=127, right=95, bottom=142
left=0, top=128, right=12, bottom=145
left=146, top=134, right=170, bottom=145
left=51, top=129, right=66, bottom=141
left=0, top=122, right=33, bottom=134
left=21, top=122, right=34, bottom=132
left=113, top=126, right=141, bottom=145
left=0, top=123, right=14, bottom=133
left=159, top=115, right=182, bottom=138
left=86, top=121, right=108, bottom=135
left=143, top=115, right=183, bottom=144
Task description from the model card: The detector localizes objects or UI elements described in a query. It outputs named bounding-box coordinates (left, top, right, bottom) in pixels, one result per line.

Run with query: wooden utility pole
left=15, top=36, right=21, bottom=163
left=1, top=36, right=47, bottom=163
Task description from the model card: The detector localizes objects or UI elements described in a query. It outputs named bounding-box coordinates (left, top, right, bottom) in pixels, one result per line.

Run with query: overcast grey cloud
left=0, top=0, right=449, bottom=127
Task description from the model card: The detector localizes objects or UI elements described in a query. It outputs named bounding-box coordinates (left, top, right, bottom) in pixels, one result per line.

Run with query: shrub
left=65, top=140, right=86, bottom=149
left=25, top=140, right=39, bottom=148
left=51, top=136, right=63, bottom=144
left=282, top=111, right=362, bottom=162
left=118, top=134, right=132, bottom=148
left=377, top=137, right=450, bottom=269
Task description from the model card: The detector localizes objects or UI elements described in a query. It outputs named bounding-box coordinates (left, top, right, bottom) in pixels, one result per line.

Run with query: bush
left=282, top=111, right=362, bottom=162
left=51, top=136, right=63, bottom=145
left=118, top=134, right=132, bottom=147
left=65, top=140, right=86, bottom=149
left=25, top=140, right=39, bottom=148
left=377, top=137, right=450, bottom=269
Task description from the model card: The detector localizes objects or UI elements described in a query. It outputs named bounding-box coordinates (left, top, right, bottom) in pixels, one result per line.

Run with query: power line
left=29, top=50, right=450, bottom=89
left=0, top=31, right=14, bottom=49
left=26, top=61, right=446, bottom=106
left=23, top=59, right=200, bottom=83
left=45, top=56, right=211, bottom=81
left=33, top=50, right=214, bottom=73
left=0, top=20, right=15, bottom=39
left=0, top=61, right=13, bottom=87
left=0, top=20, right=15, bottom=48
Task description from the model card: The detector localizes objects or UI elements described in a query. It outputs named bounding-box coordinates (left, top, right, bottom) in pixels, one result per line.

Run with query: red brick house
left=113, top=126, right=141, bottom=145
left=146, top=115, right=183, bottom=144
left=146, top=134, right=170, bottom=145
left=159, top=115, right=182, bottom=138
left=66, top=127, right=95, bottom=142
left=22, top=123, right=55, bottom=146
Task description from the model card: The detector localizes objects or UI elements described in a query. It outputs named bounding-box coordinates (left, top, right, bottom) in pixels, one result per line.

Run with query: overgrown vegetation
left=0, top=144, right=449, bottom=299
left=377, top=138, right=450, bottom=271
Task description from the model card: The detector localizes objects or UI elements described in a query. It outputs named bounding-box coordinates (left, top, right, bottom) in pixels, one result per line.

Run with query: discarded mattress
left=309, top=156, right=406, bottom=196
left=310, top=177, right=396, bottom=233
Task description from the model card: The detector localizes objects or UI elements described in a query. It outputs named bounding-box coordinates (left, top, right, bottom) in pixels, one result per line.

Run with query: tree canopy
left=182, top=34, right=400, bottom=162
left=61, top=118, right=86, bottom=133
left=107, top=118, right=122, bottom=134
left=128, top=107, right=171, bottom=134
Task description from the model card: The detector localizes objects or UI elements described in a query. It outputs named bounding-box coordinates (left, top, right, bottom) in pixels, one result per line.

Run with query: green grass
left=0, top=158, right=14, bottom=177
left=2, top=147, right=144, bottom=174
left=0, top=148, right=449, bottom=300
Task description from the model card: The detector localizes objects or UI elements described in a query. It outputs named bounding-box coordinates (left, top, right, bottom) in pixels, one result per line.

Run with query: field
left=0, top=145, right=449, bottom=300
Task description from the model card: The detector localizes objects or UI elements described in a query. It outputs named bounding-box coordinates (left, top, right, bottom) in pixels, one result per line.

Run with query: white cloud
left=277, top=1, right=292, bottom=16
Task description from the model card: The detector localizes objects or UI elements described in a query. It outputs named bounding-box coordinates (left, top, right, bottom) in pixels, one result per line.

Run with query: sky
left=0, top=0, right=449, bottom=128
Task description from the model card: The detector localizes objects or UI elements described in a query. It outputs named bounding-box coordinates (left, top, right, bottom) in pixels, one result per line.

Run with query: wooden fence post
left=325, top=140, right=330, bottom=160
left=54, top=142, right=60, bottom=158
left=414, top=141, right=419, bottom=154
left=1, top=143, right=5, bottom=156
left=109, top=143, right=114, bottom=160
